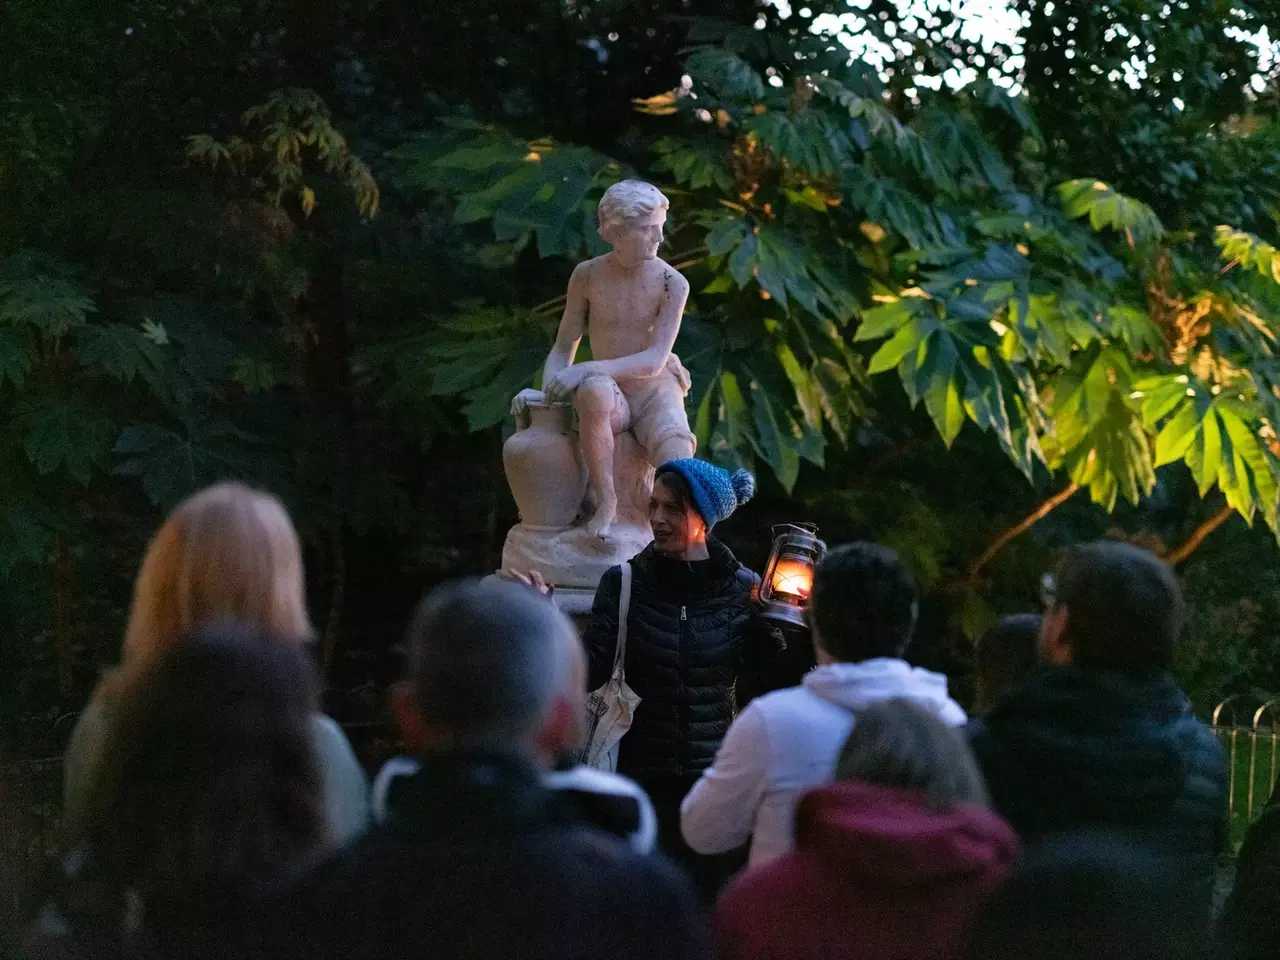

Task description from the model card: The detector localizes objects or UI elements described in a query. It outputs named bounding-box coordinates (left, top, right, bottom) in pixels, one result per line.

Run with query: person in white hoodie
left=680, top=541, right=966, bottom=867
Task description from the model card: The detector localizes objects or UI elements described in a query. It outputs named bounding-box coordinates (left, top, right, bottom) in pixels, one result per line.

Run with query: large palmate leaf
left=855, top=295, right=1037, bottom=471
left=75, top=324, right=167, bottom=384
left=1215, top=227, right=1280, bottom=284
left=0, top=250, right=96, bottom=337
left=1058, top=180, right=1164, bottom=245
left=0, top=327, right=35, bottom=389
left=396, top=127, right=620, bottom=259
left=1045, top=346, right=1154, bottom=509
left=1139, top=375, right=1280, bottom=530
left=685, top=47, right=765, bottom=102
left=113, top=417, right=259, bottom=509
left=15, top=397, right=116, bottom=486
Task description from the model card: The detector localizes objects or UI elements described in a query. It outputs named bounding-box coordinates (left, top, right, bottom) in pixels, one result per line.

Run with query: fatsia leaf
left=777, top=342, right=822, bottom=430
left=114, top=419, right=257, bottom=509
left=915, top=333, right=964, bottom=447
left=686, top=47, right=765, bottom=102
left=855, top=298, right=919, bottom=343
left=812, top=358, right=862, bottom=447
left=714, top=370, right=757, bottom=462
left=1154, top=395, right=1206, bottom=466
left=1057, top=180, right=1164, bottom=244
left=0, top=252, right=97, bottom=337
left=1214, top=226, right=1280, bottom=284
left=869, top=317, right=930, bottom=375
left=76, top=324, right=165, bottom=382
left=750, top=384, right=801, bottom=492
left=704, top=217, right=749, bottom=256
left=19, top=400, right=116, bottom=485
left=0, top=327, right=35, bottom=388
left=1134, top=375, right=1193, bottom=427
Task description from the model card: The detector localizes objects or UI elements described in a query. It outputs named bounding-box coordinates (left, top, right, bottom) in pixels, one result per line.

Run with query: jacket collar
left=985, top=664, right=1189, bottom=731
left=389, top=747, right=555, bottom=836
left=630, top=536, right=742, bottom=595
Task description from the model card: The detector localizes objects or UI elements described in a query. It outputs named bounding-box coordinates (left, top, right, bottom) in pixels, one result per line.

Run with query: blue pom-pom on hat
left=656, top=458, right=756, bottom=528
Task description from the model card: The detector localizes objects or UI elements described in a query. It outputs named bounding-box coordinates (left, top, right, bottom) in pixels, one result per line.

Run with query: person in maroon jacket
left=715, top=698, right=1018, bottom=960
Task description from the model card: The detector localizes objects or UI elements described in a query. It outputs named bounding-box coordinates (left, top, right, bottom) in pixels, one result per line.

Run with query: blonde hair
left=598, top=179, right=669, bottom=235
left=123, top=483, right=312, bottom=663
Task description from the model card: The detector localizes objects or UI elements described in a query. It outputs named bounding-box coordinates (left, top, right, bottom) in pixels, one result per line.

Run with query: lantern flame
left=770, top=558, right=813, bottom=599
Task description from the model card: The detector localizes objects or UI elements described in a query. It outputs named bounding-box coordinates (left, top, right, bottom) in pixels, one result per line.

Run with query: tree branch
left=967, top=481, right=1081, bottom=583
left=1163, top=505, right=1233, bottom=567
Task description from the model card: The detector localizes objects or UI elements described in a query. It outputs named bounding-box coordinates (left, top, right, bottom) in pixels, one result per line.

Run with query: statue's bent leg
left=574, top=376, right=628, bottom=539
left=628, top=371, right=697, bottom=468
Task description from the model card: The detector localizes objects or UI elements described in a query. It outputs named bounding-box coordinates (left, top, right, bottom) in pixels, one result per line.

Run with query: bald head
left=402, top=578, right=584, bottom=753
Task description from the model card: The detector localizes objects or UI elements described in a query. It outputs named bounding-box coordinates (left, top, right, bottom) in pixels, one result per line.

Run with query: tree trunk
left=53, top=535, right=73, bottom=700
left=321, top=529, right=346, bottom=683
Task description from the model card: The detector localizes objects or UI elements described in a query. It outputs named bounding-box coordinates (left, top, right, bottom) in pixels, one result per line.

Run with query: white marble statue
left=503, top=179, right=696, bottom=593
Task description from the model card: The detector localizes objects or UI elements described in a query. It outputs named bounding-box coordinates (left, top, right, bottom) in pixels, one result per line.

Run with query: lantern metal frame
left=758, top=522, right=826, bottom=631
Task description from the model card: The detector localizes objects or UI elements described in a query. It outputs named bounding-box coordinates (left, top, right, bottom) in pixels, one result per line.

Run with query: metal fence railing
left=1211, top=696, right=1280, bottom=845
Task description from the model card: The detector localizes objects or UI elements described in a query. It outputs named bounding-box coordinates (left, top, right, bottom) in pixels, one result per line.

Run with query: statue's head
left=598, top=179, right=669, bottom=263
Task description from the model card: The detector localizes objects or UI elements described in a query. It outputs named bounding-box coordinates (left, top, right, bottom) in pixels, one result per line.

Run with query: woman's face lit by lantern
left=770, top=557, right=814, bottom=599
left=650, top=473, right=706, bottom=556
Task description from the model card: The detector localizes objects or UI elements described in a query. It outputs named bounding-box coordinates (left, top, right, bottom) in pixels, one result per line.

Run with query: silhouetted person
left=716, top=699, right=1018, bottom=960
left=1216, top=780, right=1280, bottom=960
left=683, top=542, right=966, bottom=867
left=27, top=623, right=329, bottom=960
left=965, top=828, right=1206, bottom=960
left=64, top=483, right=368, bottom=846
left=265, top=578, right=709, bottom=960
left=580, top=460, right=761, bottom=896
left=969, top=541, right=1227, bottom=919
left=973, top=614, right=1041, bottom=713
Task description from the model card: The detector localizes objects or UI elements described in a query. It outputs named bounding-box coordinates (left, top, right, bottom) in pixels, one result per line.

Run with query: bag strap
left=613, top=562, right=633, bottom=675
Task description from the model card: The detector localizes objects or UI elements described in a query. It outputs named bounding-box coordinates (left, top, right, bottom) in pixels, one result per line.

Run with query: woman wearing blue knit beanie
left=581, top=457, right=770, bottom=901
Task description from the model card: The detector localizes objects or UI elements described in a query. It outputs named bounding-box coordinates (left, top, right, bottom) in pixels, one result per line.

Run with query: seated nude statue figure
left=512, top=180, right=695, bottom=539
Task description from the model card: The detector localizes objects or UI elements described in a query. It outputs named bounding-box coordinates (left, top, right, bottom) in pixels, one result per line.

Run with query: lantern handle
left=771, top=521, right=819, bottom=537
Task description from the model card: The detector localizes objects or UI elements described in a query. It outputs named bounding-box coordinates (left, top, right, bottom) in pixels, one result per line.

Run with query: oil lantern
left=758, top=523, right=826, bottom=630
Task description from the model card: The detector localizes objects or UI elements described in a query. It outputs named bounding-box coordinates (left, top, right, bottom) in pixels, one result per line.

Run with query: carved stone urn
left=503, top=402, right=587, bottom=529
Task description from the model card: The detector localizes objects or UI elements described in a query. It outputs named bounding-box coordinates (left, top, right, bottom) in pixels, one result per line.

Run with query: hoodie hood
left=795, top=781, right=1019, bottom=887
left=802, top=659, right=967, bottom=726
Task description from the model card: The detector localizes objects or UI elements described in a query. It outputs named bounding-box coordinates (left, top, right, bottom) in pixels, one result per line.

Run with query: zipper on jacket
left=678, top=601, right=689, bottom=770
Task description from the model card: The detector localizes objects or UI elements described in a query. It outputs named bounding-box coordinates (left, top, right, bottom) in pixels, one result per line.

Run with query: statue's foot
left=585, top=497, right=617, bottom=540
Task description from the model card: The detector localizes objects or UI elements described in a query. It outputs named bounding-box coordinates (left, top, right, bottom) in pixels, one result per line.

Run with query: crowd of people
left=12, top=459, right=1280, bottom=959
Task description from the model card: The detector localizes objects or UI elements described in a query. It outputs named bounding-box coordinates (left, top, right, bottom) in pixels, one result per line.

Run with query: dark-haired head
left=82, top=621, right=325, bottom=936
left=1042, top=542, right=1182, bottom=671
left=810, top=542, right=918, bottom=663
left=974, top=614, right=1041, bottom=712
left=394, top=578, right=584, bottom=763
left=651, top=459, right=754, bottom=556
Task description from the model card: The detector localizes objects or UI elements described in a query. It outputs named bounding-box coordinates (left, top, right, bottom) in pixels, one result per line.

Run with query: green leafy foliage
left=1217, top=227, right=1280, bottom=284
left=1058, top=180, right=1165, bottom=245
left=1142, top=380, right=1280, bottom=529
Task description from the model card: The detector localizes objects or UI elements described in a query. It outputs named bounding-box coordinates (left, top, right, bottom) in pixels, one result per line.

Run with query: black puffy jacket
left=583, top=539, right=761, bottom=779
left=969, top=665, right=1228, bottom=910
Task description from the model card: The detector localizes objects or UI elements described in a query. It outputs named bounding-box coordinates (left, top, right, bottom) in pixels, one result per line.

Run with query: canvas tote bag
left=577, top=562, right=642, bottom=771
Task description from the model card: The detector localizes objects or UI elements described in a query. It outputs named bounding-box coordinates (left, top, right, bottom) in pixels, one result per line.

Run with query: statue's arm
left=514, top=263, right=590, bottom=417
left=591, top=266, right=689, bottom=381
left=542, top=262, right=590, bottom=383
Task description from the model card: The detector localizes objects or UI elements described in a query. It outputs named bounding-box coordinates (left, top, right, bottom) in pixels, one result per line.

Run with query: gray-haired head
left=403, top=578, right=582, bottom=748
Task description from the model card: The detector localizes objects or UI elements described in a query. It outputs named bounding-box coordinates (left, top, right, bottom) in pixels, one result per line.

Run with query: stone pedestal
left=501, top=428, right=653, bottom=590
